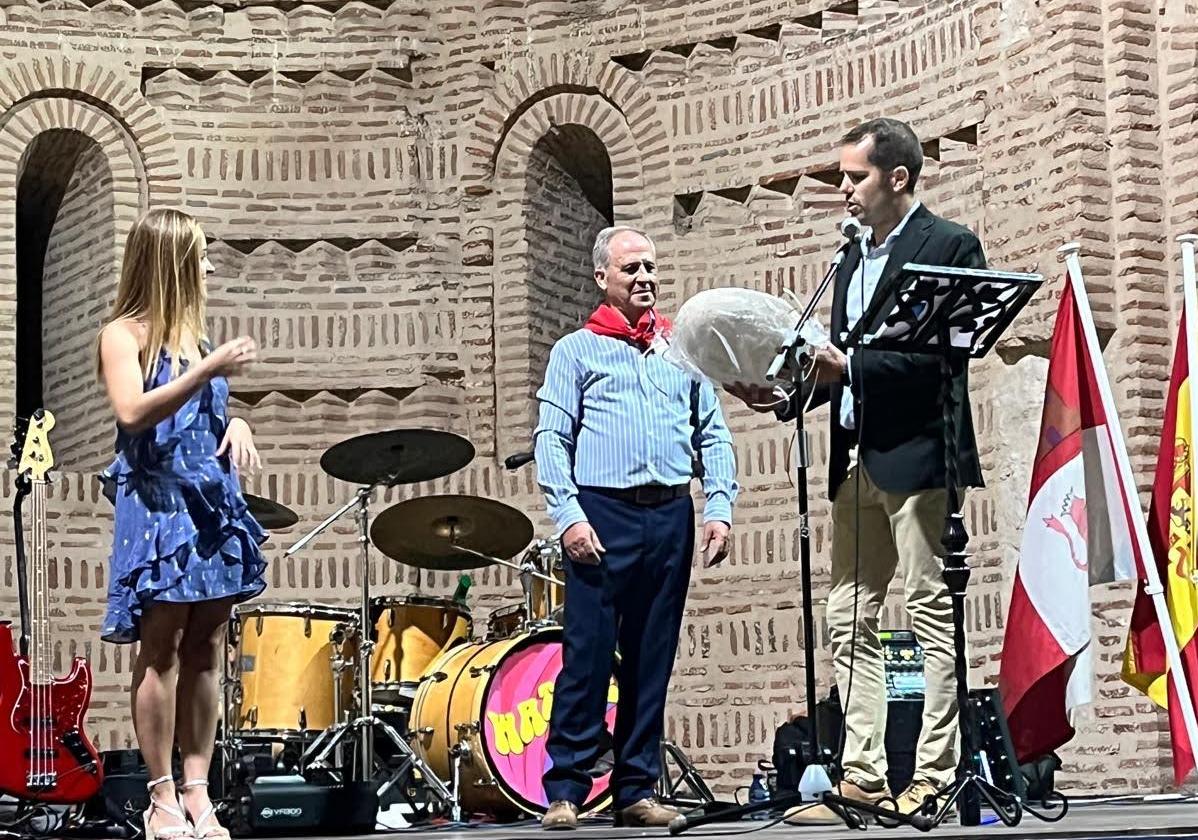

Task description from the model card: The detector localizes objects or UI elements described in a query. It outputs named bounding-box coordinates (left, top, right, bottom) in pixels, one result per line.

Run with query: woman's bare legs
left=132, top=602, right=192, bottom=834
left=176, top=597, right=236, bottom=836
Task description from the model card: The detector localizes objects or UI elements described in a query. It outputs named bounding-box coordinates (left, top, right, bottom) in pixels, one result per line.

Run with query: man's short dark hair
left=842, top=118, right=923, bottom=194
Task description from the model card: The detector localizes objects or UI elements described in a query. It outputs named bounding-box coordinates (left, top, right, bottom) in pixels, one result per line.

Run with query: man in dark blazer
left=730, top=117, right=984, bottom=821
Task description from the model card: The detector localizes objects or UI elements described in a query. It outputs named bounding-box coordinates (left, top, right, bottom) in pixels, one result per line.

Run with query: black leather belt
left=582, top=484, right=691, bottom=506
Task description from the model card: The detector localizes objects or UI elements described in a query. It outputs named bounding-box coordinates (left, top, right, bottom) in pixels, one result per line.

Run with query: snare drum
left=485, top=602, right=526, bottom=640
left=370, top=595, right=472, bottom=704
left=228, top=602, right=359, bottom=738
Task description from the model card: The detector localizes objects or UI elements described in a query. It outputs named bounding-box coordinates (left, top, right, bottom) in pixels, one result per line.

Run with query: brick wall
left=40, top=139, right=117, bottom=474
left=0, top=0, right=1193, bottom=797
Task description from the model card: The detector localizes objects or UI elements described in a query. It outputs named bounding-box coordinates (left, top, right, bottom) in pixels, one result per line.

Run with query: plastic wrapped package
left=663, top=287, right=829, bottom=388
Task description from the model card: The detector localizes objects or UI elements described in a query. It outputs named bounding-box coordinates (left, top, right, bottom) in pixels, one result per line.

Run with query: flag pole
left=1179, top=234, right=1198, bottom=506
left=1057, top=242, right=1198, bottom=766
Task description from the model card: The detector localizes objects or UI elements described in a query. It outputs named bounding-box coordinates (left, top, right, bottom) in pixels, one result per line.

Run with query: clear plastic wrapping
left=663, top=287, right=829, bottom=387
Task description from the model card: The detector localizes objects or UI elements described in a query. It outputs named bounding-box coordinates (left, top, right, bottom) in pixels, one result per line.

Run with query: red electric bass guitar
left=0, top=409, right=103, bottom=803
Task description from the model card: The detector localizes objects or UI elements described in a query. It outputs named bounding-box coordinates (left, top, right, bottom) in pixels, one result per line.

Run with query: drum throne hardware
left=281, top=430, right=475, bottom=811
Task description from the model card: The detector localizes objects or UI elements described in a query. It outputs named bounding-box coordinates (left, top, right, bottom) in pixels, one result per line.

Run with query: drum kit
left=220, top=430, right=616, bottom=823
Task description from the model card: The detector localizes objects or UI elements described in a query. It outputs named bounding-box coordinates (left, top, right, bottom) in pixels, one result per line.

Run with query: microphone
left=840, top=215, right=863, bottom=244
left=504, top=451, right=535, bottom=470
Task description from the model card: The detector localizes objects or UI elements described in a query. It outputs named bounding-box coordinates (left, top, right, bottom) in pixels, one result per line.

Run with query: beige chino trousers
left=826, top=462, right=961, bottom=791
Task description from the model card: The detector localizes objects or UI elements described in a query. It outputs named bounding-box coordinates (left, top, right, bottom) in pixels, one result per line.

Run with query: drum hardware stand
left=656, top=741, right=715, bottom=808
left=517, top=539, right=560, bottom=626
left=448, top=743, right=465, bottom=823
left=285, top=478, right=454, bottom=812
left=328, top=623, right=355, bottom=771
left=217, top=619, right=245, bottom=800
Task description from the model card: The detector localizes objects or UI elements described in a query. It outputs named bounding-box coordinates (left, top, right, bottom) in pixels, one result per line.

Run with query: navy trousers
left=543, top=488, right=695, bottom=809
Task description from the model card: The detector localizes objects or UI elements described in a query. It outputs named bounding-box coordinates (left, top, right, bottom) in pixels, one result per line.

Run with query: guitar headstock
left=16, top=409, right=56, bottom=483
left=8, top=415, right=29, bottom=468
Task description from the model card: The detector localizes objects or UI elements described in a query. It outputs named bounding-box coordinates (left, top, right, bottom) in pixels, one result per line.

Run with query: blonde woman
left=97, top=208, right=266, bottom=840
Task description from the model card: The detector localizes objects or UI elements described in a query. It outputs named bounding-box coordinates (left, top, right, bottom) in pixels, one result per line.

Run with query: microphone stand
left=674, top=234, right=858, bottom=836
left=766, top=233, right=854, bottom=819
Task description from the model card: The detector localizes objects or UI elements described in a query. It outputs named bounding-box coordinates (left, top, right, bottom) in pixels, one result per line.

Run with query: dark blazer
left=780, top=203, right=985, bottom=501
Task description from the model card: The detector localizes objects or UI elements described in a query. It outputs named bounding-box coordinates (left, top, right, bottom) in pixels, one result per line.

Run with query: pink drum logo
left=482, top=639, right=618, bottom=810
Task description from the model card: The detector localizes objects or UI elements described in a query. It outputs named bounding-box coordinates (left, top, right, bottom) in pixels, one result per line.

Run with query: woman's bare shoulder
left=99, top=317, right=148, bottom=349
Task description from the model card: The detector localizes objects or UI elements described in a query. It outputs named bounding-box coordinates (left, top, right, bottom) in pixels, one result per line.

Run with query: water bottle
left=452, top=574, right=472, bottom=606
left=748, top=771, right=769, bottom=819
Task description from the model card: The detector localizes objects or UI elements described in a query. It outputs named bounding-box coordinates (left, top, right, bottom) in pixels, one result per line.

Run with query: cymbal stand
left=284, top=479, right=453, bottom=810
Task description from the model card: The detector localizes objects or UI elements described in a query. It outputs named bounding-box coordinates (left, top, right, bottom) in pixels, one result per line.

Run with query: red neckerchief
left=583, top=304, right=672, bottom=350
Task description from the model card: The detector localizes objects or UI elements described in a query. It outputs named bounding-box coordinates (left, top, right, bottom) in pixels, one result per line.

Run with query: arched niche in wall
left=0, top=96, right=147, bottom=472
left=489, top=92, right=645, bottom=453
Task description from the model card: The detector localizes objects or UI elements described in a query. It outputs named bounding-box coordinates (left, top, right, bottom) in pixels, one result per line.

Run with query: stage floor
left=365, top=799, right=1197, bottom=840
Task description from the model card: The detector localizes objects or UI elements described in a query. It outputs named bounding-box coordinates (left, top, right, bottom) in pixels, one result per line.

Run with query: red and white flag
left=998, top=269, right=1139, bottom=761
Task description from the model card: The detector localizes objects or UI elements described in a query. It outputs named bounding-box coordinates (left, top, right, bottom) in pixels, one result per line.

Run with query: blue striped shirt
left=534, top=329, right=738, bottom=534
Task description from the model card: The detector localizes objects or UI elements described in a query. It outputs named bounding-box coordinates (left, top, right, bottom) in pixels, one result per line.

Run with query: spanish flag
left=1122, top=310, right=1198, bottom=785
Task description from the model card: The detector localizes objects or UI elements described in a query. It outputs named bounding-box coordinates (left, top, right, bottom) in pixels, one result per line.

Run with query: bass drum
left=409, top=627, right=618, bottom=817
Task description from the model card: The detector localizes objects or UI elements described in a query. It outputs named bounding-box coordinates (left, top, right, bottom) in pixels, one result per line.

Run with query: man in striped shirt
left=536, top=226, right=738, bottom=830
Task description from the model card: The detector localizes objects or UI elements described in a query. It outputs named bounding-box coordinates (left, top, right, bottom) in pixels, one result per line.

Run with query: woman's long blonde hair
left=97, top=208, right=209, bottom=381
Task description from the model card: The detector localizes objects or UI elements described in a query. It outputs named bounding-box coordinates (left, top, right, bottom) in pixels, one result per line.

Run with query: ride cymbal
left=370, top=494, right=534, bottom=570
left=319, top=429, right=475, bottom=486
left=244, top=493, right=299, bottom=531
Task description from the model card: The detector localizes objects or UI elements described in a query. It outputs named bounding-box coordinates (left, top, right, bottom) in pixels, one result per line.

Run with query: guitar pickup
left=24, top=748, right=57, bottom=758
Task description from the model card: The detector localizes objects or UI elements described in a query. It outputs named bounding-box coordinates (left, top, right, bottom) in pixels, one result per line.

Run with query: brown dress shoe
left=896, top=780, right=950, bottom=816
left=542, top=801, right=579, bottom=830
left=613, top=798, right=680, bottom=827
left=783, top=779, right=892, bottom=825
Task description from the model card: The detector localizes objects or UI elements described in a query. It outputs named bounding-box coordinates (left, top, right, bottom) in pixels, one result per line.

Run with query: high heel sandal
left=179, top=779, right=231, bottom=840
left=143, top=775, right=193, bottom=840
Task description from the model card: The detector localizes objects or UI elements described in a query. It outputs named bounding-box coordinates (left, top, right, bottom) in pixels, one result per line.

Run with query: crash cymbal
left=370, top=494, right=534, bottom=570
left=320, top=429, right=475, bottom=487
left=244, top=493, right=299, bottom=531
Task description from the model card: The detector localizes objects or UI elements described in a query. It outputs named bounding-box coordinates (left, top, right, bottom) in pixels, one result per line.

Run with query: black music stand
left=843, top=262, right=1046, bottom=828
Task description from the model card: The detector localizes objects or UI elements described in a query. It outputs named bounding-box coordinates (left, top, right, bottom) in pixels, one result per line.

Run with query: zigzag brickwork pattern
left=0, top=0, right=1193, bottom=795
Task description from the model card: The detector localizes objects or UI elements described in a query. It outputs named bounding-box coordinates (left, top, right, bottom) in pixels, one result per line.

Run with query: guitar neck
left=29, top=478, right=51, bottom=685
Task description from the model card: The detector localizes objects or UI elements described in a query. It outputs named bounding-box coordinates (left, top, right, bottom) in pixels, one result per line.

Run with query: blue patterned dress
left=100, top=349, right=267, bottom=643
